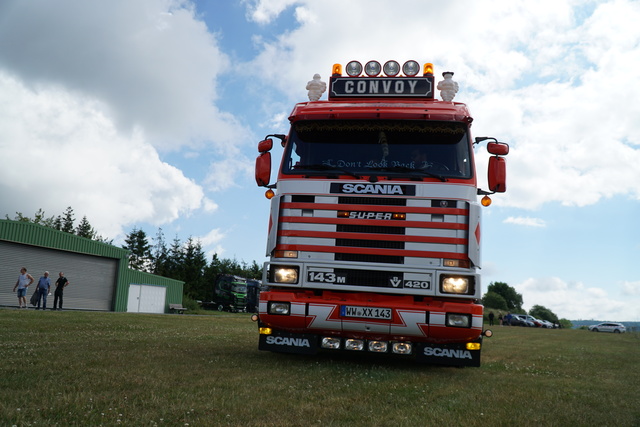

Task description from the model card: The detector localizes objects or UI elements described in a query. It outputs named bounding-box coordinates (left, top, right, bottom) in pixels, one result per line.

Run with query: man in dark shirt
left=53, top=272, right=70, bottom=311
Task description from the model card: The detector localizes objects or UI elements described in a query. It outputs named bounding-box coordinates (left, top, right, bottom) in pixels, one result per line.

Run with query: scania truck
left=253, top=60, right=508, bottom=367
left=200, top=274, right=248, bottom=312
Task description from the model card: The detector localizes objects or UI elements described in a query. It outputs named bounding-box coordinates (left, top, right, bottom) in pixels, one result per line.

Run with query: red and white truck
left=253, top=60, right=508, bottom=367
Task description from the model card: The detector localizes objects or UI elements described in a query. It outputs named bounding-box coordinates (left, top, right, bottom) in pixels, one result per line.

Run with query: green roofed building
left=0, top=219, right=184, bottom=313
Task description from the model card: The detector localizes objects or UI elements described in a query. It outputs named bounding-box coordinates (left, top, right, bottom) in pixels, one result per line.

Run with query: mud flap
left=259, top=330, right=319, bottom=355
left=415, top=342, right=481, bottom=367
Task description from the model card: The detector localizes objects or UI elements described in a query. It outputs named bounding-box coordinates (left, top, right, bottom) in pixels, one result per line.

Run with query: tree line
left=122, top=228, right=262, bottom=301
left=5, top=208, right=263, bottom=301
left=483, top=281, right=572, bottom=327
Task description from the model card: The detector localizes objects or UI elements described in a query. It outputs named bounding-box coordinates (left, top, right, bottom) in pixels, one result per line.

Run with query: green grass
left=1, top=309, right=638, bottom=426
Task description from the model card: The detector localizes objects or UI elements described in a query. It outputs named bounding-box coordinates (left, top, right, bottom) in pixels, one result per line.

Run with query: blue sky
left=0, top=0, right=638, bottom=321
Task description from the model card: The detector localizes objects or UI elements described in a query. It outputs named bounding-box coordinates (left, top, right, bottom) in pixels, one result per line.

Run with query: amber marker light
left=337, top=211, right=350, bottom=218
left=466, top=342, right=481, bottom=351
left=423, top=63, right=434, bottom=75
left=481, top=195, right=492, bottom=206
left=392, top=213, right=406, bottom=220
left=274, top=250, right=298, bottom=258
left=332, top=63, right=342, bottom=76
left=265, top=189, right=275, bottom=199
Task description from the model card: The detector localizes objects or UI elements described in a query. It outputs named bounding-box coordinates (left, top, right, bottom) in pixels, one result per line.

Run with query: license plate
left=341, top=306, right=392, bottom=320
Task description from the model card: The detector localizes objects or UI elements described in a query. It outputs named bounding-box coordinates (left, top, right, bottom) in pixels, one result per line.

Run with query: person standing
left=36, top=271, right=51, bottom=310
left=13, top=267, right=34, bottom=309
left=488, top=311, right=495, bottom=326
left=53, top=272, right=70, bottom=311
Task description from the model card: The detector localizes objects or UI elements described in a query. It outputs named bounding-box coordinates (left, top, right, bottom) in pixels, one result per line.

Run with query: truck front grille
left=277, top=193, right=470, bottom=267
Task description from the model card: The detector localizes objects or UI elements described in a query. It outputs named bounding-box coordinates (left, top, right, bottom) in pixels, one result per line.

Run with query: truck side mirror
left=488, top=156, right=506, bottom=193
left=258, top=138, right=273, bottom=153
left=487, top=141, right=509, bottom=156
left=255, top=152, right=272, bottom=187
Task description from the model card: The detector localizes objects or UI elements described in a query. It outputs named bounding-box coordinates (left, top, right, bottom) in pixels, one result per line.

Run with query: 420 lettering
left=308, top=271, right=346, bottom=284
left=403, top=280, right=430, bottom=289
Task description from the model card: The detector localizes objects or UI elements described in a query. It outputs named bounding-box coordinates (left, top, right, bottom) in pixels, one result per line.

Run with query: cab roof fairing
left=288, top=100, right=473, bottom=124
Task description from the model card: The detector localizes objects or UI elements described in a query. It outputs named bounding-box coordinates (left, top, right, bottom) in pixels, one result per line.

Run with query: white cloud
left=202, top=198, right=219, bottom=213
left=0, top=0, right=248, bottom=151
left=204, top=157, right=254, bottom=192
left=0, top=0, right=258, bottom=244
left=504, top=216, right=546, bottom=227
left=622, top=281, right=640, bottom=296
left=199, top=228, right=226, bottom=247
left=0, top=72, right=204, bottom=238
left=245, top=0, right=302, bottom=24
left=515, top=277, right=639, bottom=321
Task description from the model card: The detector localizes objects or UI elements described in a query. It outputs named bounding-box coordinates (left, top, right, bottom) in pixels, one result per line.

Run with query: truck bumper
left=258, top=327, right=482, bottom=367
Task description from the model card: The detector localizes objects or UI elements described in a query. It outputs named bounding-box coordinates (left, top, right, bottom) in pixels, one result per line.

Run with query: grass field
left=1, top=309, right=638, bottom=426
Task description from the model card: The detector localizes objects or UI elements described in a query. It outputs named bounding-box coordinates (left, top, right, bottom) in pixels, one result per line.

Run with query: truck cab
left=213, top=274, right=248, bottom=312
left=253, top=60, right=508, bottom=367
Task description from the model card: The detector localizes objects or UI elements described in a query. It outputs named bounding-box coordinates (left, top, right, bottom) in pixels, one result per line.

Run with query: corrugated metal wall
left=0, top=240, right=118, bottom=310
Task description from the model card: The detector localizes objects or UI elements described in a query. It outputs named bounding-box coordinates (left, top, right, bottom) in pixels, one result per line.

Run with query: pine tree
left=53, top=215, right=62, bottom=230
left=151, top=228, right=169, bottom=276
left=61, top=207, right=75, bottom=233
left=75, top=216, right=96, bottom=239
left=123, top=228, right=152, bottom=272
left=165, top=235, right=185, bottom=280
left=247, top=261, right=263, bottom=279
left=181, top=237, right=208, bottom=299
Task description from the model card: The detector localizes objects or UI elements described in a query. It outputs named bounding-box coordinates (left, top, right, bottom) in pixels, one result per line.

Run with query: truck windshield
left=283, top=120, right=472, bottom=179
left=232, top=284, right=247, bottom=293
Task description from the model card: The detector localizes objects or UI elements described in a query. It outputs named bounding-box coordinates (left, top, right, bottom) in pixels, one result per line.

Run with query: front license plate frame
left=341, top=305, right=392, bottom=320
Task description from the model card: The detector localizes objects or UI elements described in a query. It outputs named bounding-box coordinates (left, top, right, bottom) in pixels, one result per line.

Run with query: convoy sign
left=330, top=76, right=434, bottom=98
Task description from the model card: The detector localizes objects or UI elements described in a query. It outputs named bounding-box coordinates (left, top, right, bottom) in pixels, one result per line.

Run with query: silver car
left=588, top=322, right=626, bottom=333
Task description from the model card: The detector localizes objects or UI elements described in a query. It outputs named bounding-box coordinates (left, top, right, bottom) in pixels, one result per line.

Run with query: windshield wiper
left=293, top=164, right=361, bottom=179
left=367, top=166, right=447, bottom=182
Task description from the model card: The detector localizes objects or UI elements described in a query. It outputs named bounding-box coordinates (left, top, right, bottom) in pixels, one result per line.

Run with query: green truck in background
left=201, top=274, right=248, bottom=312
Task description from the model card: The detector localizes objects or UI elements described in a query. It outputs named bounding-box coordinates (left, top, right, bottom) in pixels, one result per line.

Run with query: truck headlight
left=446, top=313, right=471, bottom=328
left=440, top=276, right=473, bottom=294
left=271, top=266, right=299, bottom=284
left=268, top=302, right=290, bottom=315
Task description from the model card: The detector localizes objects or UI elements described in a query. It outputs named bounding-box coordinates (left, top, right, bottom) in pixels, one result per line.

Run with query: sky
left=1, top=0, right=638, bottom=321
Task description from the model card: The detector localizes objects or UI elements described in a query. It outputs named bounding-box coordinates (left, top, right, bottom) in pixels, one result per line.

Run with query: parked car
left=509, top=314, right=531, bottom=327
left=519, top=315, right=543, bottom=327
left=539, top=319, right=555, bottom=328
left=588, top=322, right=626, bottom=333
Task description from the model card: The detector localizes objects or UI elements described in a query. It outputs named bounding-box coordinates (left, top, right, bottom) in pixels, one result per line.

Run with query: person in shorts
left=13, top=267, right=34, bottom=309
